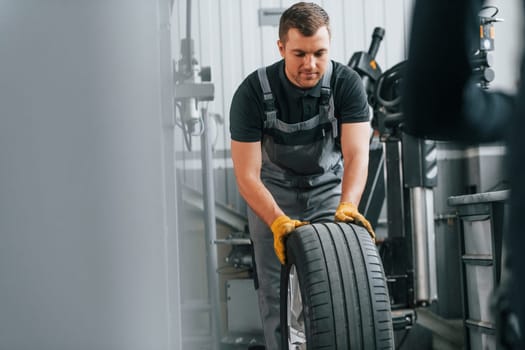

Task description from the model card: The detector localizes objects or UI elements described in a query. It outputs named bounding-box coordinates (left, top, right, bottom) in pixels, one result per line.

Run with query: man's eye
left=315, top=51, right=326, bottom=57
left=295, top=52, right=305, bottom=57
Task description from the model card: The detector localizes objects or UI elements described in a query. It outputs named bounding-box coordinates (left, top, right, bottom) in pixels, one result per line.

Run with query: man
left=229, top=2, right=375, bottom=348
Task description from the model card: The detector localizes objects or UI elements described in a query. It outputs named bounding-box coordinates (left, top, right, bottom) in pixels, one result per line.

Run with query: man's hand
left=335, top=202, right=376, bottom=242
left=270, top=215, right=308, bottom=265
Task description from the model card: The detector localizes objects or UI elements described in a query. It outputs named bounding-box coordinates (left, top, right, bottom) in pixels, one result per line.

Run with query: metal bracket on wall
left=258, top=8, right=284, bottom=27
left=174, top=82, right=214, bottom=101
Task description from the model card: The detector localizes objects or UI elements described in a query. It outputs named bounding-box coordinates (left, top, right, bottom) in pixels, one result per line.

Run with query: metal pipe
left=201, top=106, right=221, bottom=350
left=425, top=188, right=438, bottom=302
left=186, top=0, right=191, bottom=40
left=411, top=187, right=438, bottom=305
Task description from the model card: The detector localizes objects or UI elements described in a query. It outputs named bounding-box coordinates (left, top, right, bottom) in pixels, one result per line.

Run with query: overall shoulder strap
left=319, top=61, right=338, bottom=138
left=257, top=67, right=277, bottom=127
left=320, top=60, right=333, bottom=105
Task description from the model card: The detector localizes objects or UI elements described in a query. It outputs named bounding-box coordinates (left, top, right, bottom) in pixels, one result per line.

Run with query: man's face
left=278, top=26, right=330, bottom=89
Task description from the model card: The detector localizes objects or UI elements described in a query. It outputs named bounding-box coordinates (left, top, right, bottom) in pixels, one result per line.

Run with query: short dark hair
left=279, top=2, right=331, bottom=43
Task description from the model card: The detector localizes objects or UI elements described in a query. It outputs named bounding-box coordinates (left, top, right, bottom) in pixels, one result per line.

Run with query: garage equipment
left=351, top=28, right=439, bottom=316
left=348, top=27, right=385, bottom=99
left=349, top=27, right=386, bottom=229
left=174, top=1, right=220, bottom=349
left=174, top=0, right=214, bottom=151
left=358, top=6, right=503, bottom=319
left=373, top=61, right=440, bottom=311
left=361, top=6, right=505, bottom=347
left=449, top=190, right=508, bottom=349
left=472, top=6, right=503, bottom=89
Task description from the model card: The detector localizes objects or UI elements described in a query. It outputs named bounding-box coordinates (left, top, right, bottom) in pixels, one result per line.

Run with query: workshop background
left=0, top=0, right=522, bottom=350
left=173, top=0, right=521, bottom=347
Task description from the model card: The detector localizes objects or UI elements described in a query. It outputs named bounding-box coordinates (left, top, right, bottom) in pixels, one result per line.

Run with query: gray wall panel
left=240, top=1, right=264, bottom=75
left=343, top=0, right=367, bottom=63
left=384, top=0, right=410, bottom=67
left=363, top=0, right=387, bottom=64
left=217, top=0, right=243, bottom=160
left=324, top=0, right=347, bottom=63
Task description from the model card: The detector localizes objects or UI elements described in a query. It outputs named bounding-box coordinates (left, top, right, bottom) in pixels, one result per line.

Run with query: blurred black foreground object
left=402, top=0, right=525, bottom=348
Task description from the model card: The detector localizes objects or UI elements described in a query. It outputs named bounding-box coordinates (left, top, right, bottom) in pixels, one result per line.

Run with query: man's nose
left=304, top=54, right=316, bottom=69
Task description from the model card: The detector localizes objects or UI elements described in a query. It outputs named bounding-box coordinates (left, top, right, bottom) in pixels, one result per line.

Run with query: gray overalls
left=248, top=61, right=343, bottom=349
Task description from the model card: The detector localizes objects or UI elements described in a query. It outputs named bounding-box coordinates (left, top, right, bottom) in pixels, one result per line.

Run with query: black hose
left=375, top=61, right=405, bottom=108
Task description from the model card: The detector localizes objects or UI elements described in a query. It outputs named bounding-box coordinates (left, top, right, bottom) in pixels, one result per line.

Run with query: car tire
left=280, top=222, right=394, bottom=349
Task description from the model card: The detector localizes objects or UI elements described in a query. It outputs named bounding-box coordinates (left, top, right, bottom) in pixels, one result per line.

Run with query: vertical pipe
left=411, top=187, right=438, bottom=305
left=186, top=0, right=191, bottom=40
left=411, top=187, right=430, bottom=304
left=425, top=188, right=438, bottom=302
left=200, top=107, right=221, bottom=350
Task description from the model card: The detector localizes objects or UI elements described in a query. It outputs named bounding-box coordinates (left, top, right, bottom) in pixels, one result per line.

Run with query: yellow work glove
left=335, top=202, right=376, bottom=242
left=270, top=215, right=308, bottom=265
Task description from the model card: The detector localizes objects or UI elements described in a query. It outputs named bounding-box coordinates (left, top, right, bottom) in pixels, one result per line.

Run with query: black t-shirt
left=230, top=59, right=369, bottom=143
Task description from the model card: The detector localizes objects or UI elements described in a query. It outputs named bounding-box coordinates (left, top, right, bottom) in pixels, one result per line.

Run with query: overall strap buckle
left=257, top=67, right=277, bottom=126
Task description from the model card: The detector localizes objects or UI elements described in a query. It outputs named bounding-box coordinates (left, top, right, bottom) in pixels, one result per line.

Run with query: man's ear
left=277, top=39, right=285, bottom=58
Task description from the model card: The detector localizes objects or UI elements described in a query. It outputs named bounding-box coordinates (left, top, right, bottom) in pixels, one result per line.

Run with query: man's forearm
left=339, top=154, right=368, bottom=206
left=231, top=140, right=284, bottom=226
left=236, top=175, right=284, bottom=227
left=338, top=122, right=371, bottom=206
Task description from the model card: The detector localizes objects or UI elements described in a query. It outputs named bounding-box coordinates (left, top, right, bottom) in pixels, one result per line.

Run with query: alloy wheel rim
left=287, top=264, right=306, bottom=349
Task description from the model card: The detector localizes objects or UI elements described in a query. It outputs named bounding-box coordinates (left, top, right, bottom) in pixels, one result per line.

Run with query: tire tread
left=281, top=222, right=394, bottom=350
